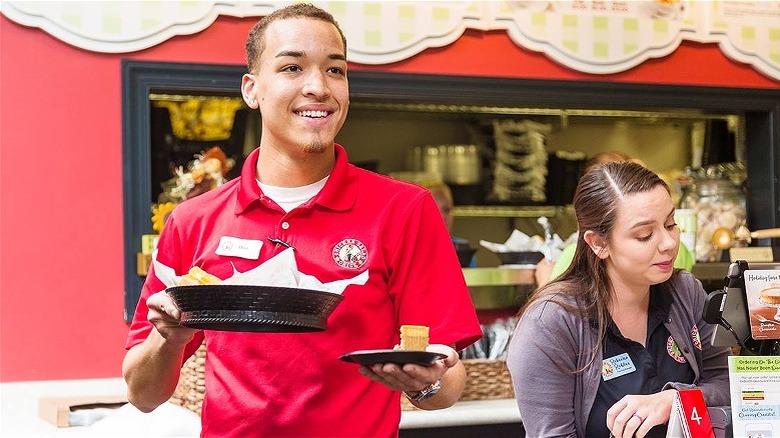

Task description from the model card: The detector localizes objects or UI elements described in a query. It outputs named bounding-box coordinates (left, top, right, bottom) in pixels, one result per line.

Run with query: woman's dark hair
left=245, top=3, right=347, bottom=73
left=519, top=161, right=671, bottom=370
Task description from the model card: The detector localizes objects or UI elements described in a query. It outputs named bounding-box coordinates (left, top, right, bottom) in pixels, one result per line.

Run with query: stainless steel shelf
left=462, top=267, right=535, bottom=286
left=148, top=93, right=242, bottom=102
left=463, top=267, right=536, bottom=309
left=349, top=102, right=735, bottom=122
left=452, top=205, right=570, bottom=218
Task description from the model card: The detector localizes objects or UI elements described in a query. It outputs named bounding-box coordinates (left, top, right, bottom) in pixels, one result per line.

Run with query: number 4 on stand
left=666, top=389, right=715, bottom=438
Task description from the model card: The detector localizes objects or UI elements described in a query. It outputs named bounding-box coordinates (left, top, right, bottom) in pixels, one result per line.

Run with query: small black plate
left=339, top=349, right=446, bottom=367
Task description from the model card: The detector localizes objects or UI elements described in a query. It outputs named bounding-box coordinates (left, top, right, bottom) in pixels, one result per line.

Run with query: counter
left=400, top=398, right=520, bottom=429
left=1, top=266, right=734, bottom=437
left=400, top=399, right=524, bottom=438
left=0, top=379, right=522, bottom=437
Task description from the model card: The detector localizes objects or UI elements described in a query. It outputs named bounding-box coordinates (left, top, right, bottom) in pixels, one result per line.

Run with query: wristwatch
left=403, top=379, right=441, bottom=402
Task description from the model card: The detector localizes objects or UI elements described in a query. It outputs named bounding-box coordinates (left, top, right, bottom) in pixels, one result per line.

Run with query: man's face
left=242, top=17, right=349, bottom=156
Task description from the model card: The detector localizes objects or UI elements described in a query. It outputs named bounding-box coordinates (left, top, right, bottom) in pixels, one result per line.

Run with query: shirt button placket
left=281, top=221, right=290, bottom=230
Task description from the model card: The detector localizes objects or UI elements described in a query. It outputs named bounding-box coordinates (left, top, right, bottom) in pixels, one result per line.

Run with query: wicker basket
left=169, top=343, right=206, bottom=416
left=461, top=358, right=514, bottom=401
left=170, top=347, right=514, bottom=415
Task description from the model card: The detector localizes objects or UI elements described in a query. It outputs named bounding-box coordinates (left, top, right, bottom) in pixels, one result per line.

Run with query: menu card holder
left=666, top=389, right=714, bottom=438
left=729, top=356, right=780, bottom=437
left=745, top=268, right=780, bottom=340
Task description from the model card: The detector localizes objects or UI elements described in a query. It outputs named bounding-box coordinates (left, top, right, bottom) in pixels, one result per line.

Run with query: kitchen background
left=149, top=93, right=738, bottom=268
left=337, top=104, right=735, bottom=266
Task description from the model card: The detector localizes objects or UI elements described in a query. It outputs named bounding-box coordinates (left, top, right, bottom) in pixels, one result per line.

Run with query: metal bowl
left=492, top=251, right=544, bottom=266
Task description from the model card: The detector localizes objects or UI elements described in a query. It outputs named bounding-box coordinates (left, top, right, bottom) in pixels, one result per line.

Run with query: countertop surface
left=1, top=378, right=520, bottom=436
left=400, top=398, right=520, bottom=429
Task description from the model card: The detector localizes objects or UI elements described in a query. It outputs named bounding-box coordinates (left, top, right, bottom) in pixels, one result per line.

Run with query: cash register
left=704, top=260, right=780, bottom=354
left=703, top=260, right=780, bottom=438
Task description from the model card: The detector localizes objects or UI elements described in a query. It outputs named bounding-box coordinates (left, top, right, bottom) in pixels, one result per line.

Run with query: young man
left=123, top=4, right=481, bottom=437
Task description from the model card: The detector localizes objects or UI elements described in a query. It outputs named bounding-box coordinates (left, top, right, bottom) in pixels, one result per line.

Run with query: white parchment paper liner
left=152, top=247, right=367, bottom=295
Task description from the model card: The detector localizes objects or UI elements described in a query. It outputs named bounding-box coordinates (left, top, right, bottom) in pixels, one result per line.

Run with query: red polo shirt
left=126, top=144, right=482, bottom=437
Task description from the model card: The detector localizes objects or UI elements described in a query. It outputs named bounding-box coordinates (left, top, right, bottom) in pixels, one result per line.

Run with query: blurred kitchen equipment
left=408, top=145, right=444, bottom=180
left=537, top=216, right=556, bottom=261
left=493, top=251, right=544, bottom=266
left=460, top=318, right=516, bottom=360
left=407, top=144, right=482, bottom=204
left=387, top=171, right=440, bottom=185
left=545, top=150, right=587, bottom=205
left=489, top=119, right=550, bottom=204
left=407, top=144, right=481, bottom=185
left=681, top=167, right=746, bottom=262
left=711, top=226, right=780, bottom=250
left=702, top=119, right=736, bottom=167
left=453, top=240, right=478, bottom=268
left=674, top=208, right=697, bottom=259
left=480, top=229, right=556, bottom=266
left=736, top=226, right=780, bottom=245
left=462, top=267, right=535, bottom=309
left=446, top=144, right=481, bottom=185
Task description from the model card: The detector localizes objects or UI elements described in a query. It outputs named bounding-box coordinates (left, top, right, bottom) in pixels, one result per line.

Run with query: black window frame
left=122, top=59, right=780, bottom=321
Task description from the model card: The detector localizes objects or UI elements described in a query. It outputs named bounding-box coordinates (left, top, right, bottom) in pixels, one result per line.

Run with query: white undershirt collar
left=257, top=176, right=329, bottom=213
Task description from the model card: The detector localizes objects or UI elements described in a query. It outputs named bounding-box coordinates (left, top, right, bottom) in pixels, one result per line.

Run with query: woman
left=534, top=151, right=694, bottom=288
left=507, top=161, right=730, bottom=438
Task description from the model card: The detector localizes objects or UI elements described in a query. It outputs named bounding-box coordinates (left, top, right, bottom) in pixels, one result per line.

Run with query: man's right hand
left=124, top=290, right=200, bottom=412
left=145, top=291, right=198, bottom=346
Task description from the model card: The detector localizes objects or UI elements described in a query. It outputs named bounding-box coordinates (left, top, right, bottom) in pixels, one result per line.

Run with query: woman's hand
left=606, top=389, right=677, bottom=437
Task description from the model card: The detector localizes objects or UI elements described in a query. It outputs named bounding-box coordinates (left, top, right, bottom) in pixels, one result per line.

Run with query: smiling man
left=122, top=4, right=482, bottom=437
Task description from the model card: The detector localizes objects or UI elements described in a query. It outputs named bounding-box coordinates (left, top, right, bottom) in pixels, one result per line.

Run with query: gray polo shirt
left=507, top=270, right=731, bottom=438
left=585, top=284, right=696, bottom=438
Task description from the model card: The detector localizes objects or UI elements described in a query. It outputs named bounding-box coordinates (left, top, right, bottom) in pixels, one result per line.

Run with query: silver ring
left=632, top=413, right=644, bottom=423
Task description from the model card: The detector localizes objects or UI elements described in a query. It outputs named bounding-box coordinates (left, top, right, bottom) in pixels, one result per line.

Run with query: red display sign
left=667, top=389, right=715, bottom=438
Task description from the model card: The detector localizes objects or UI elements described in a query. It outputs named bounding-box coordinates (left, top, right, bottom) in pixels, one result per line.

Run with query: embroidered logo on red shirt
left=691, top=325, right=702, bottom=350
left=667, top=336, right=688, bottom=363
left=332, top=239, right=367, bottom=270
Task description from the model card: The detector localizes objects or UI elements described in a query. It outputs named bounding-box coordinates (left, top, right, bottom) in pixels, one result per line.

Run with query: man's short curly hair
left=245, top=3, right=347, bottom=73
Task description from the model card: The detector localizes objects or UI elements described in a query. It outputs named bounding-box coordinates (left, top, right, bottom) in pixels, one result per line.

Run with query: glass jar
left=681, top=169, right=747, bottom=262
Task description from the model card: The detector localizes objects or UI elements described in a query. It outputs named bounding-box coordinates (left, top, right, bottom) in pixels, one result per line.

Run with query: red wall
left=0, top=14, right=777, bottom=383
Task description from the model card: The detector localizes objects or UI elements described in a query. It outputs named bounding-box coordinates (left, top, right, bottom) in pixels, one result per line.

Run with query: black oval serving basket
left=166, top=284, right=344, bottom=333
